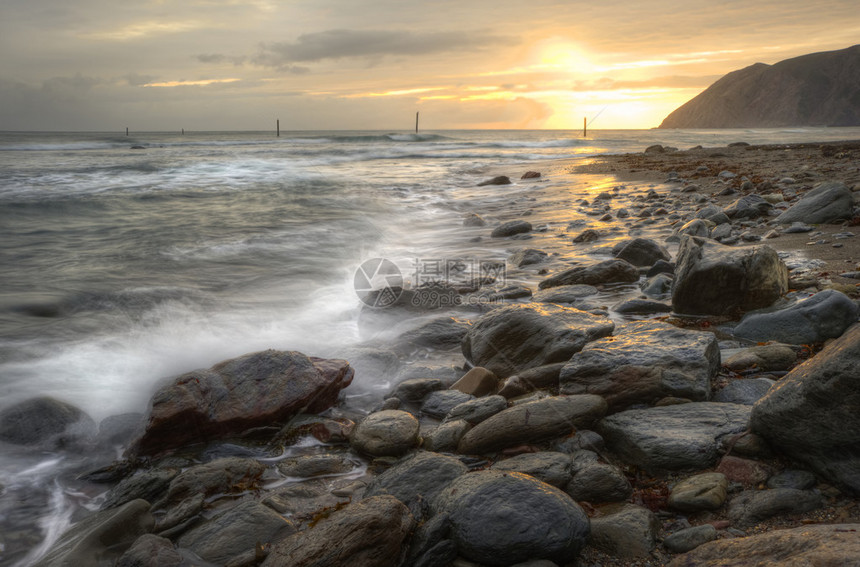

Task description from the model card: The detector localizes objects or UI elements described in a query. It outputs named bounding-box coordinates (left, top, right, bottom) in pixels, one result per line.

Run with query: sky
left=1, top=0, right=858, bottom=131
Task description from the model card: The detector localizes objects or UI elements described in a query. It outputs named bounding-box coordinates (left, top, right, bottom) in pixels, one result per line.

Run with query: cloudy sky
left=1, top=0, right=858, bottom=131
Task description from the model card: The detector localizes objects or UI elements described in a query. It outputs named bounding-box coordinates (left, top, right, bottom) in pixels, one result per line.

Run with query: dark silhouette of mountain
left=659, top=45, right=860, bottom=128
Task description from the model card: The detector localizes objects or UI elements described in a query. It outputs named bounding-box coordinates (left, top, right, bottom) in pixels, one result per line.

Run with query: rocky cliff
left=659, top=44, right=860, bottom=128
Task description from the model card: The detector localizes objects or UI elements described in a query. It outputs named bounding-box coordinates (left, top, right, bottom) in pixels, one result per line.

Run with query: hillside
left=659, top=45, right=860, bottom=128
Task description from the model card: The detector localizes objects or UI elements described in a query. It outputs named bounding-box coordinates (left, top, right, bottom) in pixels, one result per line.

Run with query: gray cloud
left=195, top=53, right=248, bottom=66
left=253, top=29, right=513, bottom=67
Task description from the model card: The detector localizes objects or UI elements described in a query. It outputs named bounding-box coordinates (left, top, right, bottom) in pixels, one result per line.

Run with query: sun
left=531, top=38, right=595, bottom=75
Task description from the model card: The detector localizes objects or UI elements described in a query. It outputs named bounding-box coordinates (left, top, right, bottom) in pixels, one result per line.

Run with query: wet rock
left=103, top=469, right=178, bottom=510
left=490, top=451, right=573, bottom=488
left=421, top=390, right=474, bottom=418
left=497, top=363, right=565, bottom=398
left=613, top=238, right=671, bottom=267
left=128, top=350, right=353, bottom=456
left=751, top=324, right=860, bottom=494
left=723, top=194, right=773, bottom=219
left=766, top=469, right=817, bottom=490
left=449, top=367, right=499, bottom=397
left=716, top=455, right=772, bottom=487
left=733, top=289, right=859, bottom=344
left=776, top=181, right=854, bottom=224
left=713, top=378, right=775, bottom=405
left=727, top=488, right=823, bottom=527
left=0, top=396, right=95, bottom=447
left=645, top=144, right=666, bottom=154
left=723, top=343, right=797, bottom=372
left=157, top=457, right=265, bottom=513
left=177, top=500, right=295, bottom=566
left=667, top=523, right=860, bottom=567
left=491, top=220, right=532, bottom=238
left=33, top=500, right=154, bottom=567
left=668, top=473, right=728, bottom=512
left=599, top=403, right=751, bottom=471
left=463, top=213, right=487, bottom=227
left=478, top=175, right=512, bottom=186
left=521, top=171, right=542, bottom=179
left=560, top=321, right=720, bottom=410
left=461, top=303, right=614, bottom=378
left=423, top=420, right=471, bottom=452
left=565, top=462, right=632, bottom=502
left=510, top=248, right=549, bottom=267
left=588, top=503, right=660, bottom=558
left=612, top=298, right=672, bottom=315
left=386, top=378, right=444, bottom=404
left=672, top=236, right=788, bottom=316
left=663, top=525, right=717, bottom=554
left=116, top=534, right=182, bottom=567
left=640, top=273, right=673, bottom=297
left=396, top=317, right=471, bottom=352
left=675, top=219, right=711, bottom=238
left=572, top=229, right=601, bottom=243
left=277, top=454, right=356, bottom=478
left=533, top=284, right=599, bottom=304
left=261, top=495, right=414, bottom=567
left=445, top=395, right=507, bottom=424
left=351, top=410, right=420, bottom=457
left=458, top=395, right=607, bottom=455
left=365, top=451, right=468, bottom=513
left=97, top=413, right=144, bottom=447
left=539, top=259, right=640, bottom=289
left=432, top=470, right=590, bottom=565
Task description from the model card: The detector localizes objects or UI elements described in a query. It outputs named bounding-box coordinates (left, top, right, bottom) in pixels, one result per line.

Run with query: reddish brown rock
left=716, top=455, right=773, bottom=487
left=128, top=350, right=354, bottom=456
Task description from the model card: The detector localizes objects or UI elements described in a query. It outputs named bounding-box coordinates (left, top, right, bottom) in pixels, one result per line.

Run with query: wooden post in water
left=415, top=112, right=419, bottom=134
left=583, top=117, right=587, bottom=137
left=181, top=128, right=184, bottom=135
left=126, top=127, right=129, bottom=136
left=277, top=119, right=280, bottom=137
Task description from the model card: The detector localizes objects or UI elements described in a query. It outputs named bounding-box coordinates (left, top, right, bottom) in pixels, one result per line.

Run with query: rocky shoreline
left=2, top=139, right=860, bottom=566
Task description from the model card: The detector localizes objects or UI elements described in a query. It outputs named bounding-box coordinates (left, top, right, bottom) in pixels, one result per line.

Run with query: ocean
left=2, top=127, right=859, bottom=564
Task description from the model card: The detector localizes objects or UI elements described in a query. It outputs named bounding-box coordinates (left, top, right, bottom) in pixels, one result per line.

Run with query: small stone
left=663, top=524, right=718, bottom=554
left=589, top=503, right=660, bottom=558
left=716, top=455, right=773, bottom=487
left=766, top=469, right=817, bottom=490
left=450, top=367, right=499, bottom=397
left=351, top=410, right=420, bottom=457
left=669, top=473, right=728, bottom=512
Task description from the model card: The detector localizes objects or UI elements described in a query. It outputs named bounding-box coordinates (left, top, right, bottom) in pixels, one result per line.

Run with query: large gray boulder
left=365, top=451, right=468, bottom=511
left=351, top=410, right=420, bottom=457
left=538, top=259, right=640, bottom=290
left=0, top=396, right=95, bottom=447
left=461, top=303, right=614, bottom=378
left=733, top=289, right=859, bottom=344
left=432, top=470, right=590, bottom=565
left=775, top=181, right=855, bottom=224
left=261, top=496, right=414, bottom=567
left=560, top=321, right=720, bottom=410
left=598, top=402, right=751, bottom=471
left=457, top=395, right=607, bottom=455
left=672, top=236, right=788, bottom=316
left=128, top=350, right=354, bottom=456
left=723, top=194, right=772, bottom=219
left=751, top=323, right=860, bottom=494
left=667, top=524, right=860, bottom=567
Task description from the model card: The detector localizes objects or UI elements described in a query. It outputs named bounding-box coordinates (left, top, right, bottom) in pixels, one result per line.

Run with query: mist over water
left=2, top=127, right=860, bottom=564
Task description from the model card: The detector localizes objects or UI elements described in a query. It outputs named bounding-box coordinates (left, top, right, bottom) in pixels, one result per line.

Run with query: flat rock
left=539, top=259, right=640, bottom=289
left=461, top=303, right=614, bottom=378
left=723, top=344, right=797, bottom=372
left=128, top=350, right=353, bottom=456
left=727, top=488, right=823, bottom=527
left=598, top=402, right=751, bottom=471
left=560, top=321, right=720, bottom=410
left=158, top=457, right=266, bottom=511
left=716, top=455, right=773, bottom=487
left=532, top=284, right=599, bottom=304
left=612, top=298, right=672, bottom=314
left=103, top=468, right=178, bottom=510
left=667, top=523, right=860, bottom=567
left=261, top=495, right=414, bottom=567
left=733, top=289, right=859, bottom=344
left=491, top=220, right=532, bottom=238
left=276, top=454, right=356, bottom=478
left=510, top=248, right=549, bottom=267
left=116, top=534, right=182, bottom=567
left=351, top=410, right=420, bottom=457
left=588, top=503, right=660, bottom=558
left=751, top=323, right=860, bottom=494
left=723, top=194, right=772, bottom=219
left=775, top=181, right=854, bottom=225
left=490, top=451, right=573, bottom=488
left=671, top=236, right=788, bottom=316
left=663, top=525, right=718, bottom=554
left=713, top=378, right=775, bottom=405
left=432, top=470, right=590, bottom=565
left=457, top=395, right=607, bottom=455
left=668, top=473, right=728, bottom=512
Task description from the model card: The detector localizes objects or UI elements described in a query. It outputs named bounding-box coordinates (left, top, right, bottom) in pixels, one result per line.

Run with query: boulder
left=675, top=219, right=711, bottom=238
left=733, top=289, right=859, bottom=344
left=365, top=451, right=468, bottom=512
left=723, top=344, right=797, bottom=372
left=490, top=452, right=573, bottom=488
left=463, top=213, right=486, bottom=227
left=667, top=524, right=860, bottom=567
left=588, top=503, right=660, bottom=558
left=539, top=259, right=640, bottom=289
left=560, top=321, right=720, bottom=410
left=671, top=236, right=788, bottom=316
left=395, top=317, right=471, bottom=352
left=461, top=303, right=614, bottom=378
left=613, top=238, right=671, bottom=267
left=177, top=500, right=296, bottom=566
left=444, top=395, right=507, bottom=424
left=497, top=363, right=566, bottom=398
left=0, top=396, right=95, bottom=447
left=449, top=367, right=499, bottom=397
left=723, top=194, right=772, bottom=219
left=491, top=220, right=532, bottom=238
left=432, top=470, right=590, bottom=565
left=565, top=462, right=632, bottom=503
left=350, top=410, right=420, bottom=457
left=421, top=390, right=474, bottom=418
left=478, top=175, right=512, bottom=186
left=261, top=495, right=414, bottom=567
left=775, top=181, right=854, bottom=224
left=422, top=420, right=471, bottom=452
left=598, top=402, right=751, bottom=471
left=611, top=298, right=672, bottom=315
left=572, top=229, right=601, bottom=243
left=33, top=500, right=154, bottom=567
left=668, top=473, right=728, bottom=512
left=510, top=248, right=549, bottom=267
left=157, top=457, right=266, bottom=512
left=727, top=488, right=823, bottom=527
left=128, top=350, right=353, bottom=456
left=663, top=525, right=718, bottom=554
left=457, top=395, right=607, bottom=455
left=533, top=284, right=599, bottom=304
left=713, top=378, right=775, bottom=405
left=386, top=378, right=444, bottom=404
left=750, top=324, right=860, bottom=493
left=116, top=534, right=182, bottom=567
